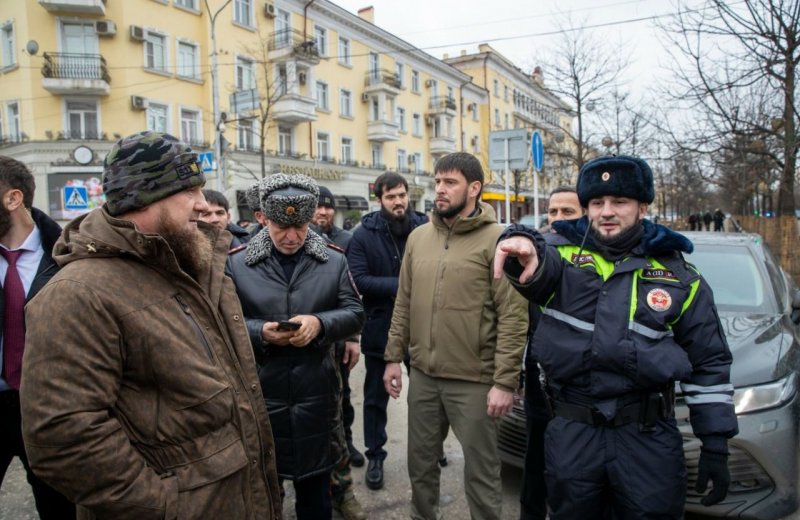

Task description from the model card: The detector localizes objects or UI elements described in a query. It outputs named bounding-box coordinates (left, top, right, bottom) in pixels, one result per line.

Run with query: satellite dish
left=26, top=40, right=39, bottom=56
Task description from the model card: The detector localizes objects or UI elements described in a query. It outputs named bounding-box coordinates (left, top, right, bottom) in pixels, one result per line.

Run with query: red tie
left=0, top=249, right=25, bottom=390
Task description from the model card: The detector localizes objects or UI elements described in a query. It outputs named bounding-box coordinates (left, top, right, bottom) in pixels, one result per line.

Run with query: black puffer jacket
left=226, top=228, right=364, bottom=481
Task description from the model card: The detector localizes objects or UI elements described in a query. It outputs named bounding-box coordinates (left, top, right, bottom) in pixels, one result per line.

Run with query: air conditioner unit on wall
left=95, top=20, right=117, bottom=36
left=130, top=25, right=146, bottom=42
left=361, top=92, right=370, bottom=103
left=424, top=79, right=435, bottom=88
left=131, top=95, right=149, bottom=110
left=471, top=136, right=479, bottom=146
left=425, top=116, right=435, bottom=126
left=298, top=71, right=307, bottom=85
left=264, top=2, right=276, bottom=18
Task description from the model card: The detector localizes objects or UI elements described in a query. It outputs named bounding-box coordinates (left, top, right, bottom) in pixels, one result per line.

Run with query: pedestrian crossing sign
left=198, top=152, right=214, bottom=173
left=64, top=186, right=89, bottom=210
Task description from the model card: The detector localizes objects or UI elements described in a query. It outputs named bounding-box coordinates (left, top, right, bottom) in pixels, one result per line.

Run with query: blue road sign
left=198, top=151, right=214, bottom=172
left=64, top=186, right=88, bottom=210
left=532, top=131, right=544, bottom=172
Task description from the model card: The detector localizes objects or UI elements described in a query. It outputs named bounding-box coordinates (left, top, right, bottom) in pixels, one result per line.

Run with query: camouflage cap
left=102, top=131, right=205, bottom=216
left=261, top=173, right=319, bottom=226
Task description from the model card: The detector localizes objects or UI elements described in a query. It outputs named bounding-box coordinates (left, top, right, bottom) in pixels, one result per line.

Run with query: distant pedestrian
left=713, top=209, right=725, bottom=232
left=688, top=212, right=698, bottom=231
left=703, top=211, right=712, bottom=231
left=200, top=188, right=251, bottom=247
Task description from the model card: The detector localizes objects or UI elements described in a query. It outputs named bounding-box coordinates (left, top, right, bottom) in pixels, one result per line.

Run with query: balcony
left=364, top=69, right=402, bottom=96
left=41, top=52, right=110, bottom=96
left=39, top=0, right=106, bottom=14
left=268, top=29, right=321, bottom=65
left=428, top=96, right=457, bottom=115
left=430, top=136, right=456, bottom=155
left=272, top=93, right=317, bottom=124
left=367, top=120, right=399, bottom=142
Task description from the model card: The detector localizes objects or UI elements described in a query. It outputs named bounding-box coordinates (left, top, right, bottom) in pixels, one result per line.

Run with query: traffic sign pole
left=504, top=138, right=511, bottom=225
left=531, top=131, right=545, bottom=227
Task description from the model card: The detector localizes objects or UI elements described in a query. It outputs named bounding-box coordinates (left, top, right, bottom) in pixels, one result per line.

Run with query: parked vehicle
left=497, top=232, right=800, bottom=519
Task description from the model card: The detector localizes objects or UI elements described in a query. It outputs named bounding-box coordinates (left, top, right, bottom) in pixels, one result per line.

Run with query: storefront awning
left=481, top=192, right=526, bottom=202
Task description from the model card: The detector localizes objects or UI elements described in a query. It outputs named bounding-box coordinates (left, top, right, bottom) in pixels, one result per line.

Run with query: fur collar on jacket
left=552, top=216, right=694, bottom=256
left=244, top=227, right=329, bottom=266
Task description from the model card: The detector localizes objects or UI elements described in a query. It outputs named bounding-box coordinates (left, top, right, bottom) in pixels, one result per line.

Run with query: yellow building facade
left=0, top=0, right=568, bottom=224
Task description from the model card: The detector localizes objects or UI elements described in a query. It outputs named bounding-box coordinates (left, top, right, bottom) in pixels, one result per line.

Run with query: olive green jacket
left=20, top=208, right=282, bottom=520
left=385, top=203, right=529, bottom=391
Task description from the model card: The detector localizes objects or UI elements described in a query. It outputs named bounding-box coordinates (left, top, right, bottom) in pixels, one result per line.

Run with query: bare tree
left=661, top=0, right=800, bottom=215
left=542, top=19, right=630, bottom=168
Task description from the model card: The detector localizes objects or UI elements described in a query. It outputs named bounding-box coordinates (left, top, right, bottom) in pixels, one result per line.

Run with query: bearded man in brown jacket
left=19, top=131, right=282, bottom=520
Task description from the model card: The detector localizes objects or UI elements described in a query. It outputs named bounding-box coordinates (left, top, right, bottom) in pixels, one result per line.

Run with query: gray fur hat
left=245, top=180, right=263, bottom=212
left=261, top=173, right=319, bottom=226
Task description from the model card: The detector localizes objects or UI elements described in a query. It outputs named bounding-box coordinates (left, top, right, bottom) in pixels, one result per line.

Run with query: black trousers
left=363, top=355, right=390, bottom=461
left=520, top=365, right=549, bottom=520
left=293, top=472, right=332, bottom=520
left=0, top=390, right=76, bottom=520
left=338, top=360, right=355, bottom=444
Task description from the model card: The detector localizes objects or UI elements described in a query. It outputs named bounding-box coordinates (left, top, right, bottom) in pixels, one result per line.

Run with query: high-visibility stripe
left=541, top=308, right=595, bottom=332
left=628, top=321, right=674, bottom=339
left=680, top=382, right=735, bottom=394
left=683, top=393, right=734, bottom=405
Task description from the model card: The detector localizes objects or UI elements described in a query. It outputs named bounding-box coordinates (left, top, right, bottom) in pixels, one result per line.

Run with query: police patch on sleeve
left=646, top=288, right=672, bottom=312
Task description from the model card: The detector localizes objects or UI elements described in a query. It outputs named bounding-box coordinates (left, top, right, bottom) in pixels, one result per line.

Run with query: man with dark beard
left=0, top=156, right=74, bottom=519
left=494, top=155, right=737, bottom=519
left=345, top=171, right=427, bottom=490
left=383, top=154, right=529, bottom=520
left=19, top=131, right=282, bottom=520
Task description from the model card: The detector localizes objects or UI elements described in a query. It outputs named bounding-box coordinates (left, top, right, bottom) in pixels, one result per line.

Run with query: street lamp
left=601, top=135, right=614, bottom=154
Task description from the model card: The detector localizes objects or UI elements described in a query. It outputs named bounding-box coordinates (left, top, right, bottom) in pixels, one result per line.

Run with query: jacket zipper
left=175, top=294, right=214, bottom=360
left=384, top=221, right=403, bottom=270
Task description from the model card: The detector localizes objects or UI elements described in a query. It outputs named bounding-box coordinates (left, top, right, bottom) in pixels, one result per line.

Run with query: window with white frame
left=276, top=64, right=287, bottom=95
left=472, top=103, right=479, bottom=121
left=317, top=132, right=330, bottom=160
left=234, top=0, right=253, bottom=26
left=147, top=103, right=168, bottom=133
left=395, top=62, right=404, bottom=88
left=395, top=106, right=406, bottom=132
left=1, top=22, right=15, bottom=68
left=6, top=102, right=19, bottom=142
left=370, top=98, right=379, bottom=121
left=176, top=41, right=199, bottom=79
left=145, top=31, right=168, bottom=72
left=339, top=89, right=352, bottom=117
left=316, top=81, right=329, bottom=110
left=236, top=56, right=255, bottom=91
left=340, top=137, right=353, bottom=165
left=504, top=113, right=509, bottom=129
left=412, top=113, right=421, bottom=136
left=278, top=126, right=292, bottom=156
left=371, top=143, right=382, bottom=168
left=314, top=26, right=327, bottom=56
left=180, top=108, right=201, bottom=144
left=504, top=85, right=509, bottom=101
left=412, top=152, right=422, bottom=173
left=338, top=37, right=351, bottom=66
left=397, top=149, right=407, bottom=171
left=447, top=86, right=454, bottom=101
left=493, top=79, right=499, bottom=97
left=175, top=0, right=198, bottom=9
left=66, top=100, right=99, bottom=139
left=494, top=108, right=500, bottom=126
left=472, top=135, right=480, bottom=153
left=411, top=70, right=420, bottom=92
left=237, top=119, right=257, bottom=151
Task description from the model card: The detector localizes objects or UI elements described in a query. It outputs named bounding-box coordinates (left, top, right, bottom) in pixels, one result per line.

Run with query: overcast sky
left=332, top=0, right=690, bottom=105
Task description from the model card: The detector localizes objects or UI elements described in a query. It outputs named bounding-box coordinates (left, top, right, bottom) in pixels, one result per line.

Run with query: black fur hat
left=576, top=155, right=654, bottom=207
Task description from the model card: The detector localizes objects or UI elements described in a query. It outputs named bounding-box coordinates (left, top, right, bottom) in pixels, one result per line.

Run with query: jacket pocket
left=629, top=336, right=692, bottom=387
left=173, top=438, right=249, bottom=519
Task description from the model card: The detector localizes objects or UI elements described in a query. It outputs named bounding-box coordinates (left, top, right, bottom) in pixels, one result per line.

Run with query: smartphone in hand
left=277, top=320, right=301, bottom=331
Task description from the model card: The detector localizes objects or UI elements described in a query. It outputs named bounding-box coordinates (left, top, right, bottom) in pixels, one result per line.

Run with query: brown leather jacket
left=20, top=208, right=282, bottom=520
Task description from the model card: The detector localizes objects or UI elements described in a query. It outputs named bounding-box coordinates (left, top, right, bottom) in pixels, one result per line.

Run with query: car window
left=686, top=244, right=775, bottom=313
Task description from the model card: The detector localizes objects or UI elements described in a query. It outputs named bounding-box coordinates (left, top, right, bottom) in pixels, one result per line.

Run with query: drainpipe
left=304, top=0, right=316, bottom=159
left=458, top=79, right=470, bottom=151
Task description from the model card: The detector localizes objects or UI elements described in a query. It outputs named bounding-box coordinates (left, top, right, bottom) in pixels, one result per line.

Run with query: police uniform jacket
left=501, top=218, right=738, bottom=441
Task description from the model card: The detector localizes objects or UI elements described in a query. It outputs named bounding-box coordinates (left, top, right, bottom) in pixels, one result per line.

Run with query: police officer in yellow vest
left=493, top=155, right=738, bottom=519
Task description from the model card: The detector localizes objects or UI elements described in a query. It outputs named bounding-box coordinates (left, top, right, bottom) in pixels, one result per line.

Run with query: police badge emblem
left=646, top=288, right=672, bottom=312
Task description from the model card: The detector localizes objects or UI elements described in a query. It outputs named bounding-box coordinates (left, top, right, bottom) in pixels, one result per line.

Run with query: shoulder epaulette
left=326, top=242, right=345, bottom=254
left=228, top=244, right=247, bottom=255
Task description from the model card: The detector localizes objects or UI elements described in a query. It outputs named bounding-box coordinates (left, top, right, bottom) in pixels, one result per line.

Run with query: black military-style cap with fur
left=576, top=155, right=654, bottom=207
left=260, top=173, right=319, bottom=226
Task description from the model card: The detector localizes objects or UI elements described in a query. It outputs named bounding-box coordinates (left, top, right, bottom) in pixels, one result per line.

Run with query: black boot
left=365, top=459, right=384, bottom=490
left=348, top=441, right=365, bottom=467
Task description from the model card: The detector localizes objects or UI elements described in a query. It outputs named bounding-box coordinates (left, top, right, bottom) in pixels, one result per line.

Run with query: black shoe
left=365, top=459, right=384, bottom=490
left=438, top=456, right=448, bottom=467
left=348, top=441, right=365, bottom=468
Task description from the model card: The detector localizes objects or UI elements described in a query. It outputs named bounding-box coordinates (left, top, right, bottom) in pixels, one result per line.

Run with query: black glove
left=695, top=449, right=730, bottom=506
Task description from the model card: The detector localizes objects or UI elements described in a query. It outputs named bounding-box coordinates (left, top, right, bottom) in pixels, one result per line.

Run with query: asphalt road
left=0, top=358, right=524, bottom=519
